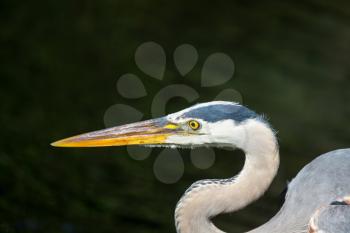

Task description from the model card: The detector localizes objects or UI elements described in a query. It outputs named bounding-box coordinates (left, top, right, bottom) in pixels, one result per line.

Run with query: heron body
left=52, top=101, right=350, bottom=233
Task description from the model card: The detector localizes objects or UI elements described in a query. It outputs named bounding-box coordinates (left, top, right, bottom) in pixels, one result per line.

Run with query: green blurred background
left=1, top=0, right=350, bottom=232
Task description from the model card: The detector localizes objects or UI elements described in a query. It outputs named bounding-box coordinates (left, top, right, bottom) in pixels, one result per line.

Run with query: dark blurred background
left=1, top=0, right=350, bottom=232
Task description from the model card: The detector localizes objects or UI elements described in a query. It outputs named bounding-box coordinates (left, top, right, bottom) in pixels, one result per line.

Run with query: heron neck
left=175, top=120, right=280, bottom=233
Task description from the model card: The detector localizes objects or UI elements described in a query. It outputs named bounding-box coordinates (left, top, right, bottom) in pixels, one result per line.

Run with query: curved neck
left=175, top=120, right=280, bottom=233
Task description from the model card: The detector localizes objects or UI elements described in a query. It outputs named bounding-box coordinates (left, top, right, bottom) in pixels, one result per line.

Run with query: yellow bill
left=51, top=118, right=180, bottom=148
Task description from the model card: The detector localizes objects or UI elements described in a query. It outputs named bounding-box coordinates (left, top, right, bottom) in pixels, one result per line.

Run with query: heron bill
left=51, top=118, right=180, bottom=147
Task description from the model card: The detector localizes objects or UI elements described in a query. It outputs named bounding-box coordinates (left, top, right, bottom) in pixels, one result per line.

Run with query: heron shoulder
left=287, top=148, right=350, bottom=192
left=281, top=149, right=350, bottom=222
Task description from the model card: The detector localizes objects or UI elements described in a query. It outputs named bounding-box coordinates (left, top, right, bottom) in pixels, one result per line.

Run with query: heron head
left=51, top=101, right=262, bottom=149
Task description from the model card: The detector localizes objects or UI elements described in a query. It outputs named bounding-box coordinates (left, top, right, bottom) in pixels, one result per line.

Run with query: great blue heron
left=52, top=101, right=350, bottom=233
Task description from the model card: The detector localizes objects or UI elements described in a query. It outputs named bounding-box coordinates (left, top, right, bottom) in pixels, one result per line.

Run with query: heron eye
left=188, top=120, right=201, bottom=130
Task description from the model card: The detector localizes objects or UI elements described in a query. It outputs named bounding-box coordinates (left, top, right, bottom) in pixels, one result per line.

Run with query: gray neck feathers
left=174, top=120, right=280, bottom=233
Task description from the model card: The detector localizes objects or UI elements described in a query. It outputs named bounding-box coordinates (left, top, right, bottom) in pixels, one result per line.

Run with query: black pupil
left=191, top=122, right=197, bottom=128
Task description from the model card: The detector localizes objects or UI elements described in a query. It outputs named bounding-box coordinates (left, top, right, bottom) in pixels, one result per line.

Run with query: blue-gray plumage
left=249, top=149, right=350, bottom=233
left=308, top=197, right=350, bottom=233
left=51, top=101, right=350, bottom=233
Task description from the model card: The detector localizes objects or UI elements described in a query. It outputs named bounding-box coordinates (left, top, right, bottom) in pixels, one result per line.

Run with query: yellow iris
left=188, top=120, right=201, bottom=130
